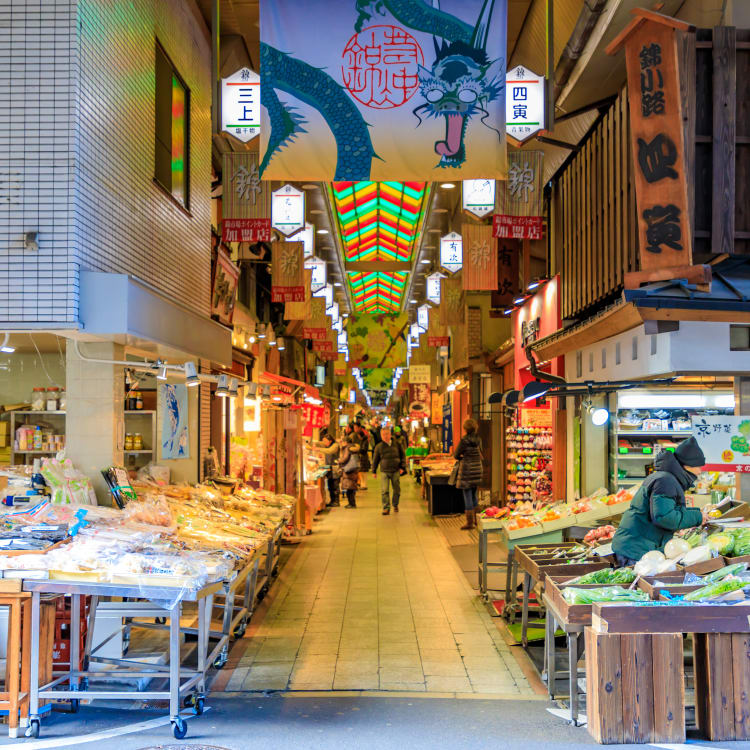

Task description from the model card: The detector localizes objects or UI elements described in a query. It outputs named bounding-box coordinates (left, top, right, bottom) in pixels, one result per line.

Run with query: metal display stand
left=24, top=579, right=222, bottom=740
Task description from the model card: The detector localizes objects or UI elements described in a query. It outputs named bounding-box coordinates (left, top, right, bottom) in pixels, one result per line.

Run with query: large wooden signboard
left=607, top=9, right=694, bottom=271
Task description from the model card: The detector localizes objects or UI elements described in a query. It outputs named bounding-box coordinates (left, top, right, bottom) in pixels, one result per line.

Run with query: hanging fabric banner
left=462, top=223, right=497, bottom=290
left=302, top=297, right=329, bottom=341
left=348, top=314, right=408, bottom=368
left=362, top=368, right=393, bottom=390
left=285, top=269, right=312, bottom=320
left=259, top=0, right=508, bottom=181
left=334, top=355, right=348, bottom=376
left=271, top=242, right=304, bottom=302
left=440, top=276, right=464, bottom=327
left=222, top=153, right=271, bottom=242
left=314, top=330, right=339, bottom=359
left=493, top=150, right=544, bottom=240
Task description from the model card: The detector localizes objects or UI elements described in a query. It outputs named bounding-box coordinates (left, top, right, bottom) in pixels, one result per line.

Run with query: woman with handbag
left=339, top=437, right=361, bottom=509
left=453, top=419, right=484, bottom=529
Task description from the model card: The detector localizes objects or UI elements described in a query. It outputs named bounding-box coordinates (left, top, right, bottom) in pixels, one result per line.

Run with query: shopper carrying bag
left=453, top=419, right=484, bottom=529
left=339, top=437, right=361, bottom=509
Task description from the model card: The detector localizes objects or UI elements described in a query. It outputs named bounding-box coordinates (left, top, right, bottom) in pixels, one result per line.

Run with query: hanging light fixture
left=267, top=327, right=277, bottom=347
left=258, top=324, right=267, bottom=339
left=0, top=333, right=15, bottom=354
left=184, top=362, right=200, bottom=387
left=156, top=365, right=168, bottom=381
left=229, top=378, right=239, bottom=398
left=277, top=337, right=286, bottom=351
left=522, top=380, right=551, bottom=403
left=216, top=374, right=229, bottom=398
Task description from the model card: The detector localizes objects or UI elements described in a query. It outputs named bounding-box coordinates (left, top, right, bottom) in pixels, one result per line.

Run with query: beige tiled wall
left=65, top=342, right=125, bottom=504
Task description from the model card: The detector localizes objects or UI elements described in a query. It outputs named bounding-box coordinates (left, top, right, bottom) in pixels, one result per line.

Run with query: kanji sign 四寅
left=222, top=67, right=260, bottom=143
left=506, top=65, right=545, bottom=143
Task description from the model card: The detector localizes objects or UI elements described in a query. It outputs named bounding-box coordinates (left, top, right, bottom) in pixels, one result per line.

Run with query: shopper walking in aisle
left=316, top=433, right=341, bottom=507
left=370, top=417, right=382, bottom=448
left=372, top=426, right=406, bottom=515
left=339, top=436, right=361, bottom=509
left=612, top=436, right=710, bottom=565
left=454, top=419, right=484, bottom=530
left=356, top=422, right=371, bottom=489
left=393, top=426, right=408, bottom=472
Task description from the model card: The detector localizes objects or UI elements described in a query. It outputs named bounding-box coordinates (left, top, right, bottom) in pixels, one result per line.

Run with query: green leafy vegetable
left=703, top=563, right=748, bottom=583
left=562, top=586, right=650, bottom=605
left=708, top=532, right=734, bottom=556
left=569, top=568, right=636, bottom=585
left=683, top=578, right=748, bottom=601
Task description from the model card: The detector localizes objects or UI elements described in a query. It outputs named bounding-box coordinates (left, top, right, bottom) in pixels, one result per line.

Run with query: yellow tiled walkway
left=225, top=479, right=535, bottom=695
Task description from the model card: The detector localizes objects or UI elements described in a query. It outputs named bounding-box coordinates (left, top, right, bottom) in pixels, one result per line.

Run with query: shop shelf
left=14, top=450, right=58, bottom=454
left=612, top=454, right=654, bottom=460
left=15, top=411, right=66, bottom=416
left=124, top=450, right=153, bottom=454
left=614, top=430, right=691, bottom=437
left=124, top=410, right=156, bottom=415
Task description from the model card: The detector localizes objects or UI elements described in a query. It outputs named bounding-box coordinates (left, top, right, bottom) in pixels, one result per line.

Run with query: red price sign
left=492, top=215, right=543, bottom=240
left=222, top=218, right=271, bottom=242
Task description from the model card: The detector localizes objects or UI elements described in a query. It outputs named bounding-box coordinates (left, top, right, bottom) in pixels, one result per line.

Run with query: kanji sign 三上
left=607, top=10, right=693, bottom=270
left=462, top=223, right=497, bottom=290
left=222, top=67, right=261, bottom=143
left=271, top=242, right=305, bottom=302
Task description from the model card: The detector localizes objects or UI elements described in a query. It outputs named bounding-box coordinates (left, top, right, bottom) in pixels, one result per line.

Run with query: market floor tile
left=218, top=479, right=532, bottom=696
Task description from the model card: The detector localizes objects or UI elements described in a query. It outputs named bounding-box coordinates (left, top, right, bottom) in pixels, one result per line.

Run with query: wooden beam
left=638, top=307, right=750, bottom=324
left=712, top=26, right=736, bottom=255
left=606, top=10, right=695, bottom=56
left=532, top=302, right=644, bottom=361
left=344, top=261, right=412, bottom=273
left=624, top=264, right=712, bottom=288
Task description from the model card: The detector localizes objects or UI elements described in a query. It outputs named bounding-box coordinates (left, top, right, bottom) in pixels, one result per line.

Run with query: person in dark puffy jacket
left=454, top=419, right=484, bottom=529
left=338, top=438, right=361, bottom=509
left=612, top=436, right=709, bottom=565
left=372, top=427, right=406, bottom=515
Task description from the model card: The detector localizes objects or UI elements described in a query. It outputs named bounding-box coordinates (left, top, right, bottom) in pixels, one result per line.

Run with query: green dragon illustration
left=260, top=0, right=503, bottom=177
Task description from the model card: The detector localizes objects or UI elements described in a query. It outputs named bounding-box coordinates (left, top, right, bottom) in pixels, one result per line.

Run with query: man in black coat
left=372, top=426, right=406, bottom=515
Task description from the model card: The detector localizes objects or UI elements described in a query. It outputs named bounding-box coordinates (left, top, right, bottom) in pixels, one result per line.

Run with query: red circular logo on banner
left=342, top=25, right=424, bottom=109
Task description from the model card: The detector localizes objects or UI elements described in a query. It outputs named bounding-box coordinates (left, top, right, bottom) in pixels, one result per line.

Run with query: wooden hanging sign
left=607, top=9, right=695, bottom=271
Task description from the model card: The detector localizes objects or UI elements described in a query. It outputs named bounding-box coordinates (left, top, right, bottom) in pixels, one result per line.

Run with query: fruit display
left=505, top=422, right=553, bottom=504
left=583, top=525, right=616, bottom=545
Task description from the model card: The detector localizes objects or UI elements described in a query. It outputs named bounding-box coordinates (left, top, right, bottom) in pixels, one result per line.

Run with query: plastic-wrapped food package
left=122, top=495, right=175, bottom=529
left=41, top=457, right=97, bottom=505
left=562, top=586, right=650, bottom=604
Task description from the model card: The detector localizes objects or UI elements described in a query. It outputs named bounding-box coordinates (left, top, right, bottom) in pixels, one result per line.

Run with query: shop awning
left=531, top=258, right=750, bottom=362
left=260, top=372, right=320, bottom=401
left=79, top=271, right=232, bottom=365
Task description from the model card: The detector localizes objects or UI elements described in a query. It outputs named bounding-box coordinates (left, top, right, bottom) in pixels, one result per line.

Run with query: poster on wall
left=160, top=384, right=189, bottom=459
left=693, top=416, right=750, bottom=471
left=259, top=0, right=508, bottom=181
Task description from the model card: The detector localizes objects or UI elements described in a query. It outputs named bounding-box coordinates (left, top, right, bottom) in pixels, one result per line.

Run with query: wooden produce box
left=713, top=500, right=750, bottom=521
left=678, top=556, right=726, bottom=576
left=637, top=573, right=701, bottom=599
left=591, top=602, right=750, bottom=634
left=515, top=545, right=610, bottom=583
left=694, top=632, right=750, bottom=741
left=585, top=628, right=685, bottom=744
left=545, top=577, right=634, bottom=627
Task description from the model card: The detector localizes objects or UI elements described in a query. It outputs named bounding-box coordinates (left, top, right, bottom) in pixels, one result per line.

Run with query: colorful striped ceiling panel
left=331, top=182, right=428, bottom=312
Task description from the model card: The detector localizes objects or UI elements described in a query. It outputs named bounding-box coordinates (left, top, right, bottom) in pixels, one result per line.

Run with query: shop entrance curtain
left=259, top=0, right=507, bottom=181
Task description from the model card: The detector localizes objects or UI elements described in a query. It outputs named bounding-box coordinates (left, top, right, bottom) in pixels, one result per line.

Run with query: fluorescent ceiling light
left=440, top=183, right=456, bottom=189
left=316, top=229, right=329, bottom=234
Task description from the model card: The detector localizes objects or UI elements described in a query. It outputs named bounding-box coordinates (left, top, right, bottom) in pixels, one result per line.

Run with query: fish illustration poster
left=160, top=384, right=190, bottom=460
left=259, top=0, right=507, bottom=180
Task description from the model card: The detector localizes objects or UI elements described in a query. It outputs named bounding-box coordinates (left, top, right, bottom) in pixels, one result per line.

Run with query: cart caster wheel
left=155, top=616, right=166, bottom=624
left=213, top=653, right=228, bottom=669
left=79, top=677, right=89, bottom=691
left=183, top=694, right=195, bottom=709
left=194, top=697, right=205, bottom=716
left=272, top=565, right=279, bottom=578
left=233, top=621, right=247, bottom=639
left=172, top=718, right=188, bottom=740
left=26, top=720, right=40, bottom=739
left=70, top=699, right=80, bottom=713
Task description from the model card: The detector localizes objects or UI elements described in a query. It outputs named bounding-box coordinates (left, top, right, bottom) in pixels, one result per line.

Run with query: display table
left=24, top=578, right=223, bottom=741
left=425, top=472, right=464, bottom=515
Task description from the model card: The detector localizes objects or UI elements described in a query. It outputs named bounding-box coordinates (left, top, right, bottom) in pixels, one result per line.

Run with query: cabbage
left=634, top=558, right=661, bottom=577
left=708, top=532, right=734, bottom=556
left=681, top=545, right=713, bottom=567
left=664, top=538, right=690, bottom=559
left=642, top=550, right=666, bottom=564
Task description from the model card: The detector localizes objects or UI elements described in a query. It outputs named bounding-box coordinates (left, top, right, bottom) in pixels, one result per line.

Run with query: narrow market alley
left=213, top=482, right=540, bottom=696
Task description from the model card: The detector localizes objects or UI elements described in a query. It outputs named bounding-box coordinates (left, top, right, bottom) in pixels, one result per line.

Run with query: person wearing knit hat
left=612, top=436, right=708, bottom=565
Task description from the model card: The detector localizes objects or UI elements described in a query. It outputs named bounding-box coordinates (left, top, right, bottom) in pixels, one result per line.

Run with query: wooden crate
left=515, top=544, right=610, bottom=582
left=585, top=628, right=685, bottom=744
left=693, top=632, right=750, bottom=741
left=545, top=578, right=636, bottom=626
left=591, top=602, right=750, bottom=633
